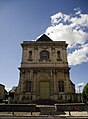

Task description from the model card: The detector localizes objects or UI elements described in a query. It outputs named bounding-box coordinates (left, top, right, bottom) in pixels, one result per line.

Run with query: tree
left=82, top=83, right=88, bottom=103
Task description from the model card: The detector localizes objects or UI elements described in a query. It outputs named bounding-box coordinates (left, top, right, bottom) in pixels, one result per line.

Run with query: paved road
left=0, top=117, right=88, bottom=119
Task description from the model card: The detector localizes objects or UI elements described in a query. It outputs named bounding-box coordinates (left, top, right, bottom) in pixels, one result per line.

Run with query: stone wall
left=0, top=84, right=6, bottom=101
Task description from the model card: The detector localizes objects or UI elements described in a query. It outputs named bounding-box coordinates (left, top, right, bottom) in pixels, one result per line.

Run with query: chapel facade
left=14, top=34, right=75, bottom=103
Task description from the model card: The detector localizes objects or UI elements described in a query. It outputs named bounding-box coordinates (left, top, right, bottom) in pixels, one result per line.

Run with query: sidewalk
left=0, top=111, right=88, bottom=117
left=64, top=111, right=88, bottom=117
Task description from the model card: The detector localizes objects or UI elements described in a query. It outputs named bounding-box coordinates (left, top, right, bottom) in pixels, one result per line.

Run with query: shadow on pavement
left=40, top=110, right=66, bottom=115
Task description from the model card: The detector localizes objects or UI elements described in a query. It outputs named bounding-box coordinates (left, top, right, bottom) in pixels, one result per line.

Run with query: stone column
left=32, top=70, right=37, bottom=100
left=53, top=69, right=58, bottom=100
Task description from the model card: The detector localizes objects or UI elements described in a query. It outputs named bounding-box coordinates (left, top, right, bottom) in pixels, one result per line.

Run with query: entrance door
left=40, top=82, right=50, bottom=99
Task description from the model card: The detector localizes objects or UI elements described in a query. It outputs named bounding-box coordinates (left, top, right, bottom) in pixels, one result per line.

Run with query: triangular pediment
left=36, top=34, right=53, bottom=42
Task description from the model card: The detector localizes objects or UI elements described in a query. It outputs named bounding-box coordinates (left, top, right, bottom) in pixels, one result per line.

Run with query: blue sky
left=0, top=0, right=88, bottom=91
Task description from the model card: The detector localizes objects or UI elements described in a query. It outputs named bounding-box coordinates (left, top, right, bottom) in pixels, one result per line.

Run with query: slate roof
left=36, top=34, right=53, bottom=42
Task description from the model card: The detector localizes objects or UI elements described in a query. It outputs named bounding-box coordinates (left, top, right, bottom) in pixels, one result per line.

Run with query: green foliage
left=82, top=83, right=88, bottom=102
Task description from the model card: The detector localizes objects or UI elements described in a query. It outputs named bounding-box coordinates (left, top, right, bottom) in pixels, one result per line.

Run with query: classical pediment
left=36, top=34, right=53, bottom=42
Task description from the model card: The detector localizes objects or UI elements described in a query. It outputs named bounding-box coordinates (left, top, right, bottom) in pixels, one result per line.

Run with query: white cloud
left=74, top=7, right=81, bottom=15
left=44, top=8, right=88, bottom=65
left=68, top=44, right=88, bottom=65
left=51, top=12, right=70, bottom=26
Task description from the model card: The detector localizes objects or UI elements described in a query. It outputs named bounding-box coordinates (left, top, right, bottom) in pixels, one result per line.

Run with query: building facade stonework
left=14, top=34, right=75, bottom=103
left=0, top=84, right=7, bottom=102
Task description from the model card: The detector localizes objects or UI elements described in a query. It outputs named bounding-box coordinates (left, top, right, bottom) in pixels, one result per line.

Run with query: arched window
left=28, top=51, right=32, bottom=61
left=57, top=50, right=62, bottom=61
left=40, top=50, right=49, bottom=61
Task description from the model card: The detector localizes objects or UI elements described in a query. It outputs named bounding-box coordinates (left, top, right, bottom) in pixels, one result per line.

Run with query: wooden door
left=40, top=82, right=50, bottom=99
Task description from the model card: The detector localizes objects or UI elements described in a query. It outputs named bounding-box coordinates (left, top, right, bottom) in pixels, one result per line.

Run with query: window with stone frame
left=28, top=51, right=32, bottom=61
left=25, top=81, right=31, bottom=92
left=57, top=50, right=62, bottom=61
left=58, top=81, right=64, bottom=92
left=40, top=50, right=49, bottom=61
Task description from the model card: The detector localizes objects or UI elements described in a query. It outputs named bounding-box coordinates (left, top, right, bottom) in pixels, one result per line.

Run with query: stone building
left=0, top=84, right=7, bottom=102
left=14, top=34, right=75, bottom=103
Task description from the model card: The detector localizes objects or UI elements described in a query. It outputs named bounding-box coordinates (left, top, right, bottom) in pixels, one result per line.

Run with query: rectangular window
left=25, top=81, right=31, bottom=92
left=58, top=81, right=64, bottom=92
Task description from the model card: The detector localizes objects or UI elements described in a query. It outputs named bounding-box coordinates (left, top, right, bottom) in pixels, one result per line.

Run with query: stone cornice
left=18, top=67, right=70, bottom=71
left=21, top=41, right=68, bottom=48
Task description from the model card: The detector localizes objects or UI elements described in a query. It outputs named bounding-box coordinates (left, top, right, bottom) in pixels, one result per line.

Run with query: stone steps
left=36, top=105, right=66, bottom=115
left=37, top=105, right=55, bottom=115
left=34, top=99, right=57, bottom=105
